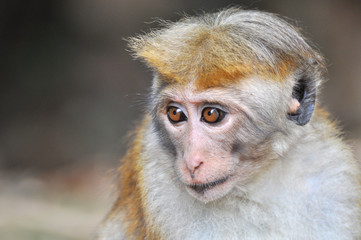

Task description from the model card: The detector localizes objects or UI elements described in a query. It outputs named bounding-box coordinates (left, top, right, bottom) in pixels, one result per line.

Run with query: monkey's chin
left=185, top=176, right=234, bottom=203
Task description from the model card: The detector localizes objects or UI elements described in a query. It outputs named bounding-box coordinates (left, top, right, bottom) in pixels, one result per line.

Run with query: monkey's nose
left=187, top=161, right=203, bottom=179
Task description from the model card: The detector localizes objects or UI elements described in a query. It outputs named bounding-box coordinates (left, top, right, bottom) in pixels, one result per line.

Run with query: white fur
left=137, top=119, right=360, bottom=240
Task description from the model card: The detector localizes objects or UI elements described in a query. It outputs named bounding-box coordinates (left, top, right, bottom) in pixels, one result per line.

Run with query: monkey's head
left=129, top=8, right=325, bottom=203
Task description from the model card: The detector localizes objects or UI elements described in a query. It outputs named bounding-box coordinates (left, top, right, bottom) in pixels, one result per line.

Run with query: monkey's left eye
left=167, top=106, right=187, bottom=123
left=201, top=107, right=226, bottom=124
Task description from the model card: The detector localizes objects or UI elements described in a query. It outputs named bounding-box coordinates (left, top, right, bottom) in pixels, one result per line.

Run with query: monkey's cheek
left=184, top=176, right=236, bottom=203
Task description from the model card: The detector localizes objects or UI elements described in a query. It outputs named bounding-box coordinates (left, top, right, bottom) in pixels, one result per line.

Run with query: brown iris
left=167, top=106, right=187, bottom=123
left=202, top=107, right=225, bottom=124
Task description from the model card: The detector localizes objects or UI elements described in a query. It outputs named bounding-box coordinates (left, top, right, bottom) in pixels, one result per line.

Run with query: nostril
left=190, top=161, right=203, bottom=179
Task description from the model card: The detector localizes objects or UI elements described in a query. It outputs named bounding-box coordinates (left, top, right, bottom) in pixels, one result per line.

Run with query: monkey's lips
left=187, top=176, right=230, bottom=195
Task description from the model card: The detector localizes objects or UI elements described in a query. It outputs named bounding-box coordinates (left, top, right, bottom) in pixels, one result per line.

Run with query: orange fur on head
left=129, top=23, right=298, bottom=89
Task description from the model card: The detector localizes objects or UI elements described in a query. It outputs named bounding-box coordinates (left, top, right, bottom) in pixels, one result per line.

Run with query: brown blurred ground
left=0, top=165, right=114, bottom=239
left=0, top=0, right=360, bottom=239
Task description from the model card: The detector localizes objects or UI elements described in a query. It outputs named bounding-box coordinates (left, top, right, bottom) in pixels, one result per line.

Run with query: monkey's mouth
left=187, top=176, right=230, bottom=194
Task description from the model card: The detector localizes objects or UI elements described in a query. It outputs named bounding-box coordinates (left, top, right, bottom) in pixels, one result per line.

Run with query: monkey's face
left=154, top=79, right=289, bottom=203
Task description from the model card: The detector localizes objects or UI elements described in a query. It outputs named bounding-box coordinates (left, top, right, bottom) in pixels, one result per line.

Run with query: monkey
left=95, top=8, right=361, bottom=240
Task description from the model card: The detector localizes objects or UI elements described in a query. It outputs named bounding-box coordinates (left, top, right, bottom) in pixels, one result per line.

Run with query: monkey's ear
left=287, top=77, right=316, bottom=126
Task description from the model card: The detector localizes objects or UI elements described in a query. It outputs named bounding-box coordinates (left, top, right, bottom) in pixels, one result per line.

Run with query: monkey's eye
left=201, top=107, right=226, bottom=124
left=167, top=106, right=187, bottom=123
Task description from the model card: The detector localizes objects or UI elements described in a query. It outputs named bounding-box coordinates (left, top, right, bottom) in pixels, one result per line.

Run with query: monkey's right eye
left=167, top=106, right=187, bottom=123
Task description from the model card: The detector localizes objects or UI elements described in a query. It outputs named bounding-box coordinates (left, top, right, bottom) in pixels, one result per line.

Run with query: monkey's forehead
left=128, top=8, right=321, bottom=89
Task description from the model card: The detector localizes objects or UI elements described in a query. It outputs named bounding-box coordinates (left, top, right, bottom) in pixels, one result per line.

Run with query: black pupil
left=208, top=109, right=213, bottom=116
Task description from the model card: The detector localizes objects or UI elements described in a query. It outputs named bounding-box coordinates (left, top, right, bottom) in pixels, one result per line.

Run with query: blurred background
left=1, top=0, right=360, bottom=239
